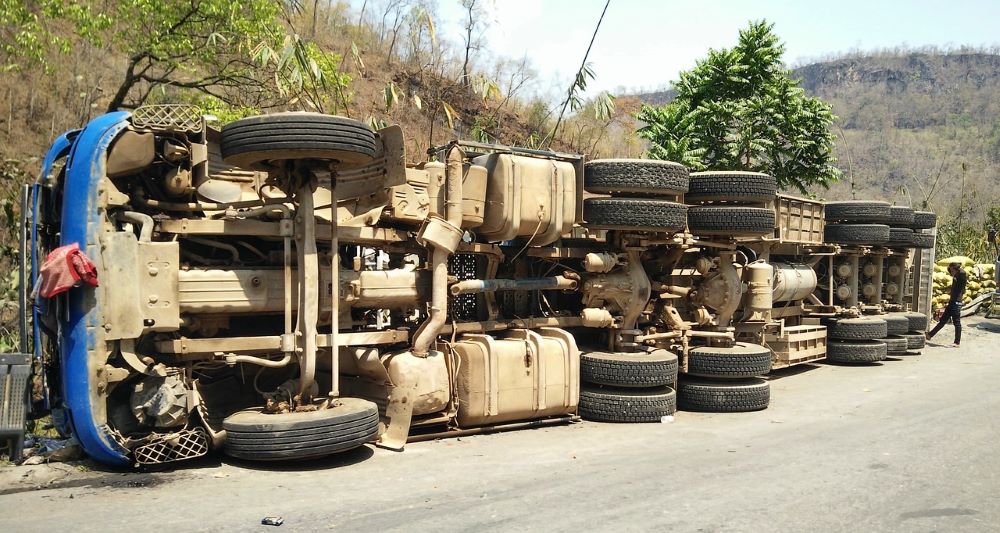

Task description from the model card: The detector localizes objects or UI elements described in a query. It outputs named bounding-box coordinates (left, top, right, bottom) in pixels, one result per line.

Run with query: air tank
left=746, top=262, right=773, bottom=312
left=772, top=261, right=818, bottom=303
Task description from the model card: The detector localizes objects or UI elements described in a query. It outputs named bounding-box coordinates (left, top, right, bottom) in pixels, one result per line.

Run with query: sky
left=425, top=0, right=1000, bottom=98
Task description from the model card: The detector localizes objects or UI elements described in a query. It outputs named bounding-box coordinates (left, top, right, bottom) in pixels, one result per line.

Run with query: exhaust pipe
left=412, top=144, right=464, bottom=356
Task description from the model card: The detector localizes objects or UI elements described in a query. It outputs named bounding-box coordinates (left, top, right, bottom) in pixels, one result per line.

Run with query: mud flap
left=376, top=385, right=414, bottom=451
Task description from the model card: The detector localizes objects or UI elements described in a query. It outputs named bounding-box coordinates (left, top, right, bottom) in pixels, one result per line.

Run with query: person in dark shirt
left=927, top=262, right=968, bottom=347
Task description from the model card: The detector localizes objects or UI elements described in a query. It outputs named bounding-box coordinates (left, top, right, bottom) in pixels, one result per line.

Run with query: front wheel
left=223, top=398, right=380, bottom=461
left=220, top=112, right=377, bottom=169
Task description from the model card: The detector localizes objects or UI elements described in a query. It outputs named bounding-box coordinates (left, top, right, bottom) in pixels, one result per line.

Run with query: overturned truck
left=18, top=106, right=934, bottom=466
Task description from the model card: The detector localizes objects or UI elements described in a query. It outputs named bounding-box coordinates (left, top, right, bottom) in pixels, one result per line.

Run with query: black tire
left=882, top=314, right=909, bottom=335
left=584, top=198, right=687, bottom=232
left=687, top=206, right=775, bottom=236
left=580, top=349, right=678, bottom=388
left=578, top=385, right=676, bottom=423
left=223, top=398, right=379, bottom=461
left=877, top=335, right=908, bottom=354
left=911, top=211, right=937, bottom=230
left=221, top=112, right=376, bottom=169
left=824, top=201, right=890, bottom=223
left=685, top=342, right=772, bottom=379
left=910, top=232, right=935, bottom=249
left=901, top=312, right=929, bottom=332
left=676, top=377, right=770, bottom=413
left=888, top=206, right=915, bottom=227
left=824, top=224, right=890, bottom=245
left=887, top=227, right=914, bottom=247
left=584, top=159, right=689, bottom=196
left=825, top=317, right=888, bottom=340
left=901, top=332, right=926, bottom=350
left=685, top=171, right=777, bottom=203
left=826, top=340, right=887, bottom=363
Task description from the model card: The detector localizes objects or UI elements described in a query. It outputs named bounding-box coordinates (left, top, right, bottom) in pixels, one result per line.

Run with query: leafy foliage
left=3, top=0, right=351, bottom=113
left=936, top=206, right=1000, bottom=264
left=637, top=20, right=840, bottom=192
left=547, top=62, right=616, bottom=146
left=254, top=35, right=352, bottom=114
left=0, top=0, right=110, bottom=72
left=101, top=0, right=285, bottom=111
left=192, top=95, right=259, bottom=124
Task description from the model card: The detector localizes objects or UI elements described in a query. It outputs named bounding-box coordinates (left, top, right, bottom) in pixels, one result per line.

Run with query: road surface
left=2, top=318, right=998, bottom=532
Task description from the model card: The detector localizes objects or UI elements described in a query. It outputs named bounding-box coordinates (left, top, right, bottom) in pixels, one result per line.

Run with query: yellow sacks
left=936, top=256, right=975, bottom=267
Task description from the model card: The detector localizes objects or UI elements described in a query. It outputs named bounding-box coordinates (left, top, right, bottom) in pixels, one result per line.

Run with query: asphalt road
left=2, top=318, right=999, bottom=532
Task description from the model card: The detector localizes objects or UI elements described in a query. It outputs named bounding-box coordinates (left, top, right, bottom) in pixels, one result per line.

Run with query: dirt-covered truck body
left=18, top=106, right=933, bottom=467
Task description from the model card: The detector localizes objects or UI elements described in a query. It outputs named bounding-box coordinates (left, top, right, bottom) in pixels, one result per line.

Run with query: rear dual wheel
left=584, top=159, right=689, bottom=196
left=900, top=332, right=926, bottom=352
left=911, top=211, right=937, bottom=230
left=910, top=233, right=935, bottom=249
left=887, top=227, right=914, bottom=247
left=579, top=385, right=677, bottom=422
left=581, top=350, right=678, bottom=388
left=887, top=206, right=915, bottom=227
left=685, top=171, right=777, bottom=204
left=687, top=206, right=775, bottom=237
left=684, top=172, right=777, bottom=238
left=824, top=317, right=888, bottom=340
left=824, top=224, right=891, bottom=245
left=901, top=312, right=929, bottom=332
left=677, top=343, right=772, bottom=413
left=685, top=342, right=772, bottom=379
left=584, top=197, right=687, bottom=232
left=824, top=201, right=890, bottom=223
left=826, top=340, right=888, bottom=364
left=877, top=335, right=908, bottom=355
left=881, top=314, right=909, bottom=336
left=676, top=377, right=770, bottom=413
left=579, top=349, right=679, bottom=423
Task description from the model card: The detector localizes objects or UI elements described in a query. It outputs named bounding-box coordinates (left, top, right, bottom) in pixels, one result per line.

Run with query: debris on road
left=19, top=436, right=83, bottom=465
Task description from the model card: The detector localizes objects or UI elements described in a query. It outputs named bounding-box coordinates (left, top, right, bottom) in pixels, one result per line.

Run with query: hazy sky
left=424, top=0, right=1000, bottom=97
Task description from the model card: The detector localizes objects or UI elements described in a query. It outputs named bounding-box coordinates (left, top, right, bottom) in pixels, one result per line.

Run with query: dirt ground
left=2, top=317, right=998, bottom=532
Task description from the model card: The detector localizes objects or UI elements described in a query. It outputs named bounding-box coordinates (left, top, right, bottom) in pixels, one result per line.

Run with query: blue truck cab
left=24, top=104, right=589, bottom=468
left=32, top=112, right=141, bottom=465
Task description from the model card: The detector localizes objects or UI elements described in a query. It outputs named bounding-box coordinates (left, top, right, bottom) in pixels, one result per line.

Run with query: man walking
left=927, top=262, right=968, bottom=347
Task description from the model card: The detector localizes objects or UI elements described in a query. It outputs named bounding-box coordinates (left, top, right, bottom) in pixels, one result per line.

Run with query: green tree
left=102, top=0, right=286, bottom=112
left=637, top=20, right=840, bottom=192
left=2, top=0, right=350, bottom=113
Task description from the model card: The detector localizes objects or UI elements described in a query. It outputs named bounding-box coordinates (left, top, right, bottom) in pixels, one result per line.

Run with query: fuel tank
left=450, top=327, right=579, bottom=427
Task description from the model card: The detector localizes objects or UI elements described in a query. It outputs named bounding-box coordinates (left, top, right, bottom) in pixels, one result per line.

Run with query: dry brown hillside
left=0, top=1, right=638, bottom=169
left=632, top=48, right=1000, bottom=260
left=0, top=1, right=637, bottom=342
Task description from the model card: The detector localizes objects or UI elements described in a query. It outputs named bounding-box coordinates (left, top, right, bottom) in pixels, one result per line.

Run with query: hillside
left=796, top=51, right=999, bottom=224
left=637, top=50, right=1000, bottom=232
left=2, top=5, right=997, bottom=247
left=0, top=0, right=646, bottom=339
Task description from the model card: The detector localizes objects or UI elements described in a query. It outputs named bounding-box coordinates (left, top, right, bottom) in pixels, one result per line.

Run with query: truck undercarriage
left=14, top=105, right=935, bottom=467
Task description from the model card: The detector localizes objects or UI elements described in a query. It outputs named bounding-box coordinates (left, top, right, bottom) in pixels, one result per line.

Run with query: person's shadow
left=975, top=321, right=1000, bottom=334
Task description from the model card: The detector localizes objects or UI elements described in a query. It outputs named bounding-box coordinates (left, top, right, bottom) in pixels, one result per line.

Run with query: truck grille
left=133, top=427, right=209, bottom=466
left=132, top=104, right=203, bottom=132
